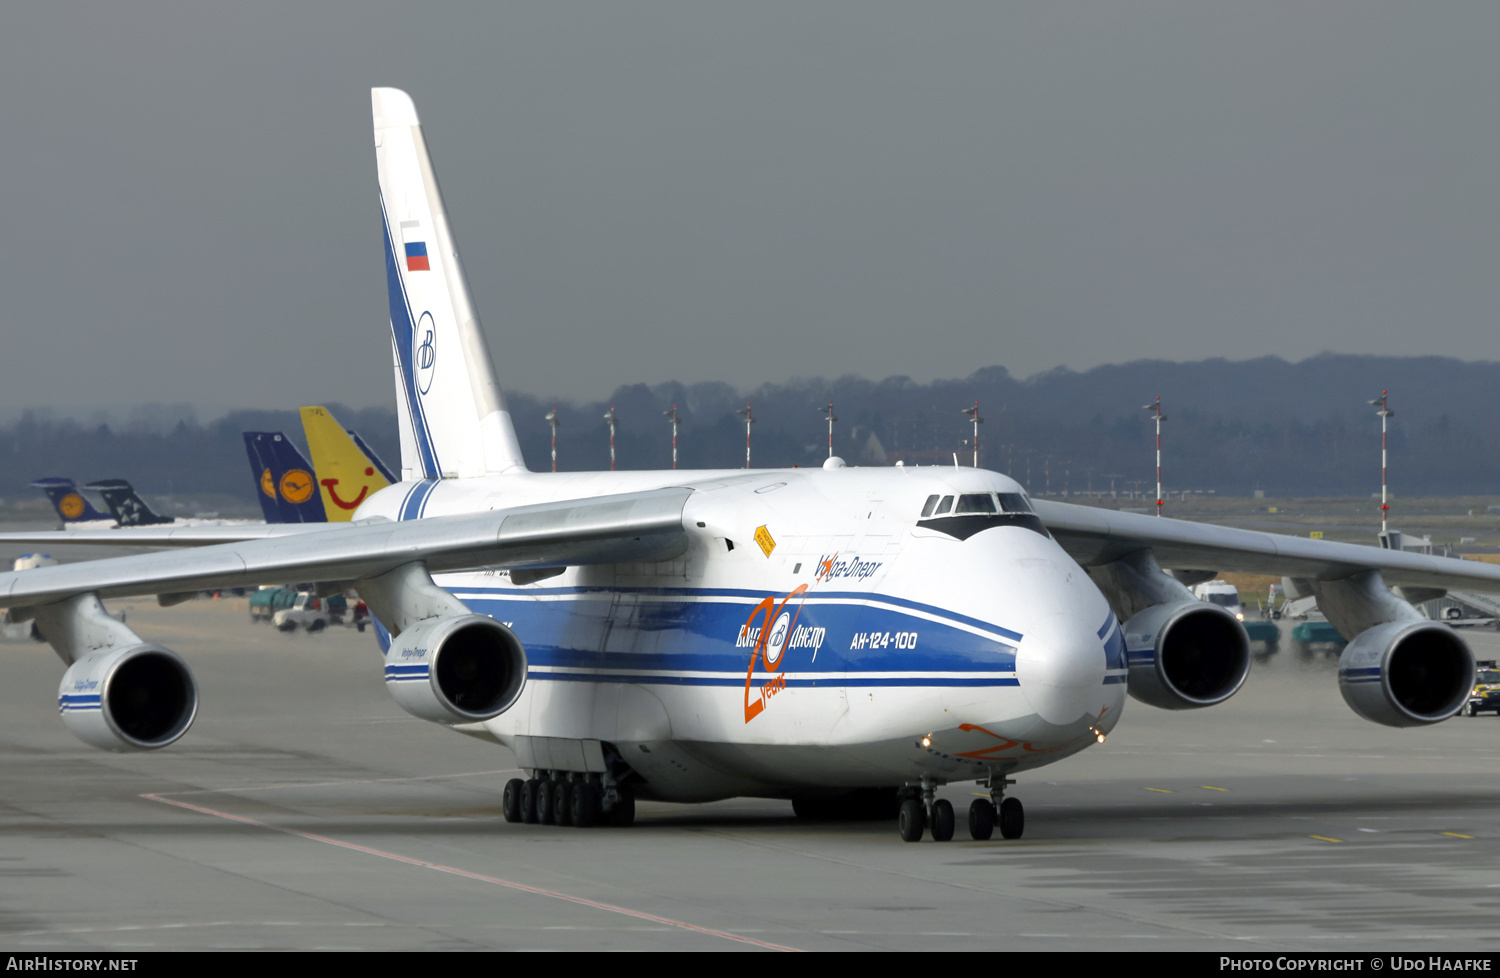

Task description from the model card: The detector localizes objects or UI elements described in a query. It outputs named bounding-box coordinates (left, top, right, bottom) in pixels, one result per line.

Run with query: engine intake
left=58, top=644, right=198, bottom=751
left=384, top=614, right=527, bottom=724
left=1339, top=620, right=1474, bottom=727
left=1123, top=601, right=1251, bottom=710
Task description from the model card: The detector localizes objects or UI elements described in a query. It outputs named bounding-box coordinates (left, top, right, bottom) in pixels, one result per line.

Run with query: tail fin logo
left=259, top=467, right=275, bottom=499
left=279, top=469, right=316, bottom=505
left=58, top=493, right=86, bottom=520
left=415, top=311, right=436, bottom=394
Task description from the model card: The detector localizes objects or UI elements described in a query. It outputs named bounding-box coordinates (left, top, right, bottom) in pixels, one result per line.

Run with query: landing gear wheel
left=535, top=780, right=556, bottom=824
left=968, top=799, right=995, bottom=841
left=898, top=799, right=926, bottom=842
left=609, top=786, right=636, bottom=827
left=520, top=779, right=541, bottom=824
left=999, top=796, right=1024, bottom=840
left=572, top=782, right=602, bottom=827
left=554, top=782, right=574, bottom=826
left=502, top=779, right=524, bottom=823
left=930, top=799, right=955, bottom=842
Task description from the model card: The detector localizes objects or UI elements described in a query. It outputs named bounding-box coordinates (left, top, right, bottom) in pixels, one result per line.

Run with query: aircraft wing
left=0, top=488, right=690, bottom=611
left=0, top=523, right=337, bottom=548
left=1033, top=499, right=1500, bottom=593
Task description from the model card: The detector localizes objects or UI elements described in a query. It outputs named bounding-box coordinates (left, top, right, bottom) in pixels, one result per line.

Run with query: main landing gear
left=898, top=775, right=1024, bottom=842
left=502, top=771, right=635, bottom=828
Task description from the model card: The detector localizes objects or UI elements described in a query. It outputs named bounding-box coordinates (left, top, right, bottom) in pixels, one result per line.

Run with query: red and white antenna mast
left=663, top=404, right=680, bottom=470
left=962, top=402, right=982, bottom=468
left=737, top=403, right=755, bottom=468
left=545, top=407, right=560, bottom=473
left=1142, top=397, right=1166, bottom=516
left=1370, top=391, right=1394, bottom=534
left=818, top=401, right=837, bottom=458
left=602, top=405, right=618, bottom=472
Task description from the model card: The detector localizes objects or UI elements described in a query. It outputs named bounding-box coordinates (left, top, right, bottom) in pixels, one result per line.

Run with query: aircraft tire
left=999, top=797, right=1024, bottom=840
left=931, top=799, right=955, bottom=842
left=609, top=786, right=636, bottom=827
left=520, top=779, right=541, bottom=824
left=968, top=799, right=995, bottom=841
left=898, top=799, right=925, bottom=842
left=536, top=781, right=556, bottom=824
left=554, top=781, right=574, bottom=826
left=572, top=782, right=602, bottom=827
left=502, top=779, right=523, bottom=822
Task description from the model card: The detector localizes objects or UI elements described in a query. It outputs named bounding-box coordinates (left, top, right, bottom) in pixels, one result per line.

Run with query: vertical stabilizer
left=372, top=87, right=526, bottom=478
left=84, top=480, right=174, bottom=527
left=299, top=406, right=393, bottom=521
left=31, top=478, right=110, bottom=524
left=243, top=432, right=328, bottom=524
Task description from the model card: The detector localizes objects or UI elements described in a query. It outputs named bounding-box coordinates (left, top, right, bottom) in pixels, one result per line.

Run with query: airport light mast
left=818, top=401, right=837, bottom=459
left=737, top=403, right=755, bottom=468
left=663, top=404, right=680, bottom=470
left=545, top=407, right=560, bottom=473
left=603, top=405, right=618, bottom=472
left=1143, top=397, right=1166, bottom=516
left=1370, top=391, right=1394, bottom=534
left=962, top=402, right=982, bottom=467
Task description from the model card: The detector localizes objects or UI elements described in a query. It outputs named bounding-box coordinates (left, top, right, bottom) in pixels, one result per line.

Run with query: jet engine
left=1122, top=601, right=1251, bottom=710
left=58, top=644, right=198, bottom=751
left=1338, top=620, right=1474, bottom=727
left=383, top=614, right=527, bottom=724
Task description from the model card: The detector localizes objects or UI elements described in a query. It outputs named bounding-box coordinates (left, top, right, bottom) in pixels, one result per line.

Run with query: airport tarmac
left=1, top=597, right=1498, bottom=952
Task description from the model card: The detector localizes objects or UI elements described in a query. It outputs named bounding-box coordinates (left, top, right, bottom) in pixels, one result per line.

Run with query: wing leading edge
left=1034, top=499, right=1500, bottom=593
left=0, top=488, right=690, bottom=613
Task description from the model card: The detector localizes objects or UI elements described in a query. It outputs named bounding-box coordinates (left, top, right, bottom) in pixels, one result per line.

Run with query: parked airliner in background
left=0, top=89, right=1494, bottom=843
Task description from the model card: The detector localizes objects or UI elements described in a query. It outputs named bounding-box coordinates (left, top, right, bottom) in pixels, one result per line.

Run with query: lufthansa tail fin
left=298, top=406, right=392, bottom=522
left=243, top=432, right=328, bottom=524
left=84, top=480, right=175, bottom=527
left=243, top=432, right=327, bottom=524
left=372, top=87, right=526, bottom=480
left=243, top=433, right=282, bottom=523
left=31, top=478, right=111, bottom=524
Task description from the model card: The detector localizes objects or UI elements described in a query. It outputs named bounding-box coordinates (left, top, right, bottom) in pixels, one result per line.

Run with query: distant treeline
left=3, top=353, right=1499, bottom=505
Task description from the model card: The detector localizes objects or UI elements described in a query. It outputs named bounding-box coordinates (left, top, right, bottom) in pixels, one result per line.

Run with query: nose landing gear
left=898, top=774, right=1025, bottom=842
left=897, top=778, right=957, bottom=842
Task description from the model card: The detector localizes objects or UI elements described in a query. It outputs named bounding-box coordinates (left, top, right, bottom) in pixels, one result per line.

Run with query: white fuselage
left=356, top=466, right=1127, bottom=802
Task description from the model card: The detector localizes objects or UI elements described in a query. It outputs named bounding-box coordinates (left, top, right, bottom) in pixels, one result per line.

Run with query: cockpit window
left=998, top=493, right=1031, bottom=514
left=956, top=493, right=997, bottom=515
left=921, top=494, right=939, bottom=518
left=934, top=495, right=953, bottom=515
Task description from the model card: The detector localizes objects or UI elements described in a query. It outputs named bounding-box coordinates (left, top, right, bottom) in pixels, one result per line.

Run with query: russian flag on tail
left=401, top=220, right=429, bottom=272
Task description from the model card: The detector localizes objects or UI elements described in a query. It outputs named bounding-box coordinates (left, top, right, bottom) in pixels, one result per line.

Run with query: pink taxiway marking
left=142, top=792, right=799, bottom=952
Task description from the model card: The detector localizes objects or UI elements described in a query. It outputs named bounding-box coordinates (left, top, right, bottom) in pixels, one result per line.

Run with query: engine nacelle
left=383, top=614, right=527, bottom=724
left=1338, top=620, right=1474, bottom=727
left=1123, top=601, right=1251, bottom=710
left=57, top=644, right=198, bottom=751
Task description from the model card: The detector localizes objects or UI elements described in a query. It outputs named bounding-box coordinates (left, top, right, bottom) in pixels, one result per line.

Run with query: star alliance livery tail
left=85, top=480, right=175, bottom=527
left=242, top=432, right=328, bottom=524
left=373, top=87, right=526, bottom=480
left=298, top=406, right=394, bottom=521
left=31, top=478, right=111, bottom=525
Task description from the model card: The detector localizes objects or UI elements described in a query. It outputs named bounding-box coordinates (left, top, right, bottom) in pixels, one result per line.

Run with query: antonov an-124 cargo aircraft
left=1, top=89, right=1493, bottom=843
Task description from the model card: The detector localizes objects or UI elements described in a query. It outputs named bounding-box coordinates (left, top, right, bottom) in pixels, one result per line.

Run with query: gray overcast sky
left=2, top=3, right=1497, bottom=420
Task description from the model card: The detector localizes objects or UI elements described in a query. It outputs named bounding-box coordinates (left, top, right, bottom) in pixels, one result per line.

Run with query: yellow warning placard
left=754, top=525, right=776, bottom=557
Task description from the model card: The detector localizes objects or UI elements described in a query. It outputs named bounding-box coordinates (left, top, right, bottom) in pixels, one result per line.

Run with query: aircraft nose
left=1015, top=613, right=1106, bottom=725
